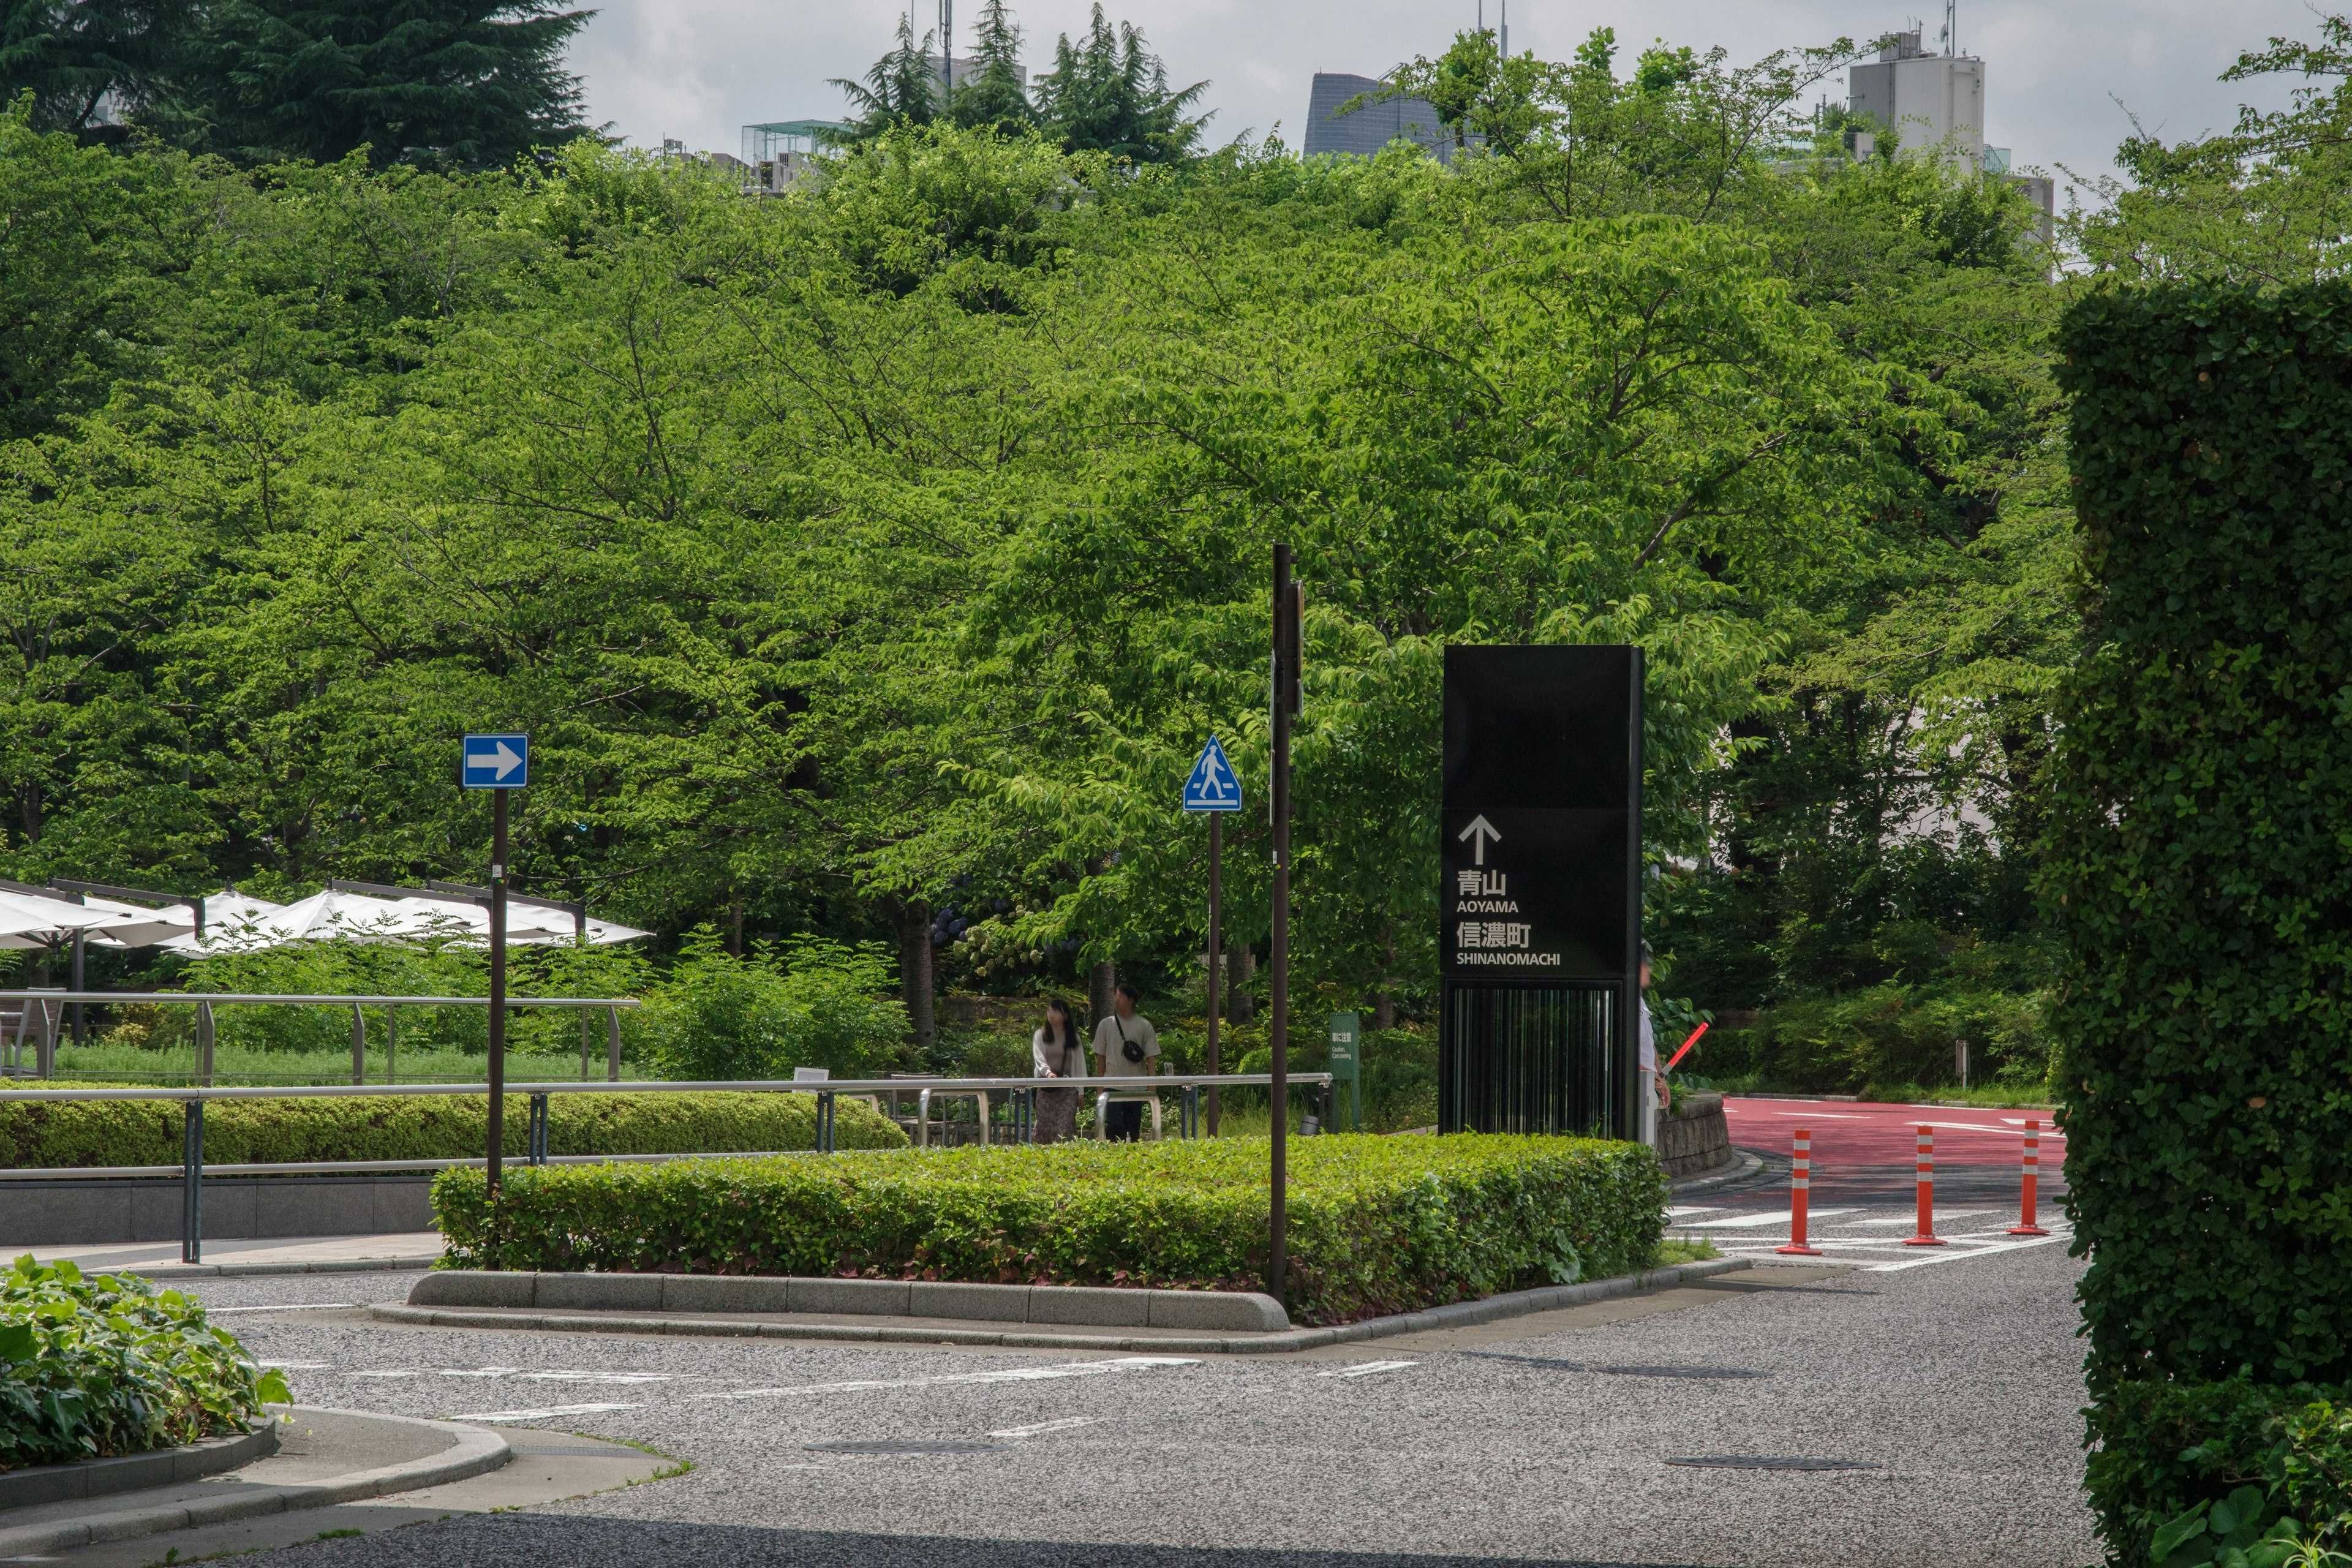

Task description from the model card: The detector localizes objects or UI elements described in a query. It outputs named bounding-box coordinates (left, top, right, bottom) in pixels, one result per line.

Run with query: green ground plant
left=0, top=1257, right=287, bottom=1471
left=431, top=1133, right=1667, bottom=1325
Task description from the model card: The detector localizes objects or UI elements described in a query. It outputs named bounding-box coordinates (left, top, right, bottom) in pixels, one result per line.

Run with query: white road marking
left=1320, top=1360, right=1417, bottom=1379
left=1832, top=1210, right=2002, bottom=1226
left=1676, top=1209, right=1856, bottom=1229
left=439, top=1366, right=524, bottom=1378
left=1863, top=1234, right=2071, bottom=1272
left=989, top=1415, right=1102, bottom=1438
left=346, top=1370, right=421, bottom=1379
left=444, top=1401, right=645, bottom=1421
left=250, top=1361, right=330, bottom=1370
left=514, top=1371, right=676, bottom=1384
left=704, top=1357, right=1198, bottom=1401
left=208, top=1303, right=359, bottom=1314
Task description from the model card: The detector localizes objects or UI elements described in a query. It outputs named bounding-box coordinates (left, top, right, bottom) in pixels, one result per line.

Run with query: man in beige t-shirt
left=1092, top=983, right=1159, bottom=1141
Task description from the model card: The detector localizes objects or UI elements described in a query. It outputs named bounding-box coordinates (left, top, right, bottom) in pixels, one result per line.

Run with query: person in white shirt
left=1091, top=983, right=1159, bottom=1141
left=1030, top=997, right=1084, bottom=1144
left=1637, top=941, right=1670, bottom=1148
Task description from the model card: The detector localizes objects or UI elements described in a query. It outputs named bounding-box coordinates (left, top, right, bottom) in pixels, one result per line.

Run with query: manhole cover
left=805, top=1439, right=1006, bottom=1455
left=1665, top=1456, right=1878, bottom=1471
left=1597, top=1365, right=1773, bottom=1380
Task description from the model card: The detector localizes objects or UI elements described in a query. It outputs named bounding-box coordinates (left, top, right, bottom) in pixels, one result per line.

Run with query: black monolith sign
left=1439, top=646, right=1643, bottom=1138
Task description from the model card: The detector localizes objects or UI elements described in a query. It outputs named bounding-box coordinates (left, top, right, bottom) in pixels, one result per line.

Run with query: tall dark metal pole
left=487, top=789, right=508, bottom=1219
left=1270, top=543, right=1295, bottom=1302
left=1206, top=813, right=1222, bottom=1137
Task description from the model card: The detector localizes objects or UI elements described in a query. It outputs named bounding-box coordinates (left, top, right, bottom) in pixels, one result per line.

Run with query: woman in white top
left=1031, top=997, right=1083, bottom=1144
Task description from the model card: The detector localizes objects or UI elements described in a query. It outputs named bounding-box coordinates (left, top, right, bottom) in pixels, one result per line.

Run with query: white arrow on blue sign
left=461, top=733, right=529, bottom=790
left=1182, top=734, right=1242, bottom=813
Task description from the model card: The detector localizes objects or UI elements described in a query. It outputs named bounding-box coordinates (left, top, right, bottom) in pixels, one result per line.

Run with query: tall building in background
left=1847, top=27, right=1983, bottom=161
left=1302, top=73, right=1452, bottom=161
left=1847, top=21, right=2052, bottom=244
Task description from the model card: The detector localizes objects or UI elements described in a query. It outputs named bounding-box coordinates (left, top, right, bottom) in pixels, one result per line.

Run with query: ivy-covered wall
left=2049, top=284, right=2352, bottom=1559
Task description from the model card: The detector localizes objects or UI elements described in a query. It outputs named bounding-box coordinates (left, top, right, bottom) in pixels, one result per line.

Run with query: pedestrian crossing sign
left=1182, top=735, right=1242, bottom=813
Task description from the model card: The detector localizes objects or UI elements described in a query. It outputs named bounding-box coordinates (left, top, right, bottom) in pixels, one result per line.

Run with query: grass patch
left=44, top=1041, right=649, bottom=1086
left=1653, top=1237, right=1722, bottom=1266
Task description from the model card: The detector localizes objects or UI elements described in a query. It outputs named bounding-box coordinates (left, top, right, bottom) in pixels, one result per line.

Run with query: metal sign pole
left=1270, top=543, right=1295, bottom=1302
left=1206, top=813, right=1221, bottom=1137
left=488, top=787, right=508, bottom=1217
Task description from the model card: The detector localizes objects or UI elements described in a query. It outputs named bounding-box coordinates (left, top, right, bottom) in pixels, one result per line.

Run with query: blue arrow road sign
left=462, top=733, right=529, bottom=789
left=1183, top=735, right=1242, bottom=813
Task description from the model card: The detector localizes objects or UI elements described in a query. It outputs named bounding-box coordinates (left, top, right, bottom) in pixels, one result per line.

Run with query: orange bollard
left=1903, top=1124, right=1946, bottom=1246
left=1774, top=1128, right=1823, bottom=1256
left=2008, top=1118, right=2050, bottom=1236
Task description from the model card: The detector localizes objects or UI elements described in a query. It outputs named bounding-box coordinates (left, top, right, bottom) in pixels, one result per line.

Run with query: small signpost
left=1329, top=1011, right=1362, bottom=1133
left=1183, top=736, right=1242, bottom=1137
left=462, top=733, right=528, bottom=1223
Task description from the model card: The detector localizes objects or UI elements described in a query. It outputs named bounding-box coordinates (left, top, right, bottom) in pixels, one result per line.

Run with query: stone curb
left=0, top=1422, right=277, bottom=1511
left=367, top=1258, right=1753, bottom=1354
left=96, top=1254, right=443, bottom=1281
left=0, top=1406, right=508, bottom=1558
left=1670, top=1148, right=1771, bottom=1196
left=409, top=1270, right=1290, bottom=1333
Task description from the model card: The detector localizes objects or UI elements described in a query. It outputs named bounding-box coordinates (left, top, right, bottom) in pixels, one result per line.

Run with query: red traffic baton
left=1902, top=1124, right=1946, bottom=1246
left=2008, top=1118, right=2050, bottom=1237
left=1774, top=1128, right=1823, bottom=1256
left=1661, top=1022, right=1708, bottom=1076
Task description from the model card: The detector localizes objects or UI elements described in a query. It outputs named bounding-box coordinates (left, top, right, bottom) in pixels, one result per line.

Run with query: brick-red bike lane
left=1715, top=1095, right=2068, bottom=1210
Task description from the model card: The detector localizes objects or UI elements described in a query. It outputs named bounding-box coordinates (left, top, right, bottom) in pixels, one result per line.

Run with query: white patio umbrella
left=0, top=889, right=162, bottom=950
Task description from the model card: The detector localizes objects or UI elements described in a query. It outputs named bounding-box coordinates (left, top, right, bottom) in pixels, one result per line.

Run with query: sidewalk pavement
left=1, top=1232, right=443, bottom=1278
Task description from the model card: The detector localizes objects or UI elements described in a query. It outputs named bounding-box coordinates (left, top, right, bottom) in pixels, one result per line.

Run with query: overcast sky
left=565, top=0, right=2323, bottom=206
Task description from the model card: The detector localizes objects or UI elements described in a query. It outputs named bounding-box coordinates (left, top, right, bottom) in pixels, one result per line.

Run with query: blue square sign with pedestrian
left=1183, top=735, right=1242, bottom=812
left=462, top=733, right=529, bottom=789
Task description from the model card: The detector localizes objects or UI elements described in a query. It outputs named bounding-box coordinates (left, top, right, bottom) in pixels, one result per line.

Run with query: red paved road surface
left=1722, top=1096, right=2064, bottom=1166
left=1716, top=1095, right=2066, bottom=1209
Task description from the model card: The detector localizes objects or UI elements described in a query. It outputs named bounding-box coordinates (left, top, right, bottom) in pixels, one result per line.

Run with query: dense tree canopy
left=1, top=7, right=2335, bottom=1084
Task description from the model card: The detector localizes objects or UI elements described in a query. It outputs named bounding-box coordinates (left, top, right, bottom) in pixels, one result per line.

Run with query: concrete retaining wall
left=1660, top=1091, right=1732, bottom=1178
left=0, top=1175, right=435, bottom=1245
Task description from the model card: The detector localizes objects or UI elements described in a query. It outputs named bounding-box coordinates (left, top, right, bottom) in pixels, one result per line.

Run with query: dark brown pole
left=487, top=788, right=508, bottom=1221
left=1270, top=543, right=1294, bottom=1302
left=1206, top=812, right=1222, bottom=1137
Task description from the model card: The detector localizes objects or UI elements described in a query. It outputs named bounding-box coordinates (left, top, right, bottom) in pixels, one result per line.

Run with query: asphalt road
left=188, top=1217, right=2098, bottom=1568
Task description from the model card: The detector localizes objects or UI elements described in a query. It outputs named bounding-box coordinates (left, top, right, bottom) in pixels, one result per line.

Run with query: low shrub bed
left=2087, top=1378, right=2352, bottom=1566
left=0, top=1090, right=905, bottom=1169
left=431, top=1133, right=1668, bottom=1325
left=0, top=1256, right=288, bottom=1470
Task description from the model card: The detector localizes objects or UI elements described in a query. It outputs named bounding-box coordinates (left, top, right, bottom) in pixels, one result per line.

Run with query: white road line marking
left=1832, top=1210, right=2002, bottom=1226
left=439, top=1366, right=524, bottom=1378
left=208, top=1303, right=359, bottom=1314
left=989, top=1415, right=1102, bottom=1438
left=345, top=1370, right=421, bottom=1379
left=1676, top=1209, right=1857, bottom=1229
left=704, top=1357, right=1198, bottom=1401
left=514, top=1371, right=677, bottom=1384
left=1864, top=1234, right=2070, bottom=1272
left=444, top=1401, right=644, bottom=1421
left=1319, top=1360, right=1417, bottom=1378
left=249, top=1361, right=330, bottom=1370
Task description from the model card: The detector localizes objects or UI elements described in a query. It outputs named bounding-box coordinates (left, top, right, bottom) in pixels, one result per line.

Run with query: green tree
left=830, top=14, right=938, bottom=145
left=1031, top=4, right=1205, bottom=162
left=946, top=0, right=1030, bottom=138
left=0, top=0, right=186, bottom=134
left=164, top=0, right=597, bottom=167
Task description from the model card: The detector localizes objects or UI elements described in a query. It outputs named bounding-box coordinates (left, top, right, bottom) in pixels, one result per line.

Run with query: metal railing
left=0, top=990, right=641, bottom=1086
left=0, top=1071, right=1335, bottom=1265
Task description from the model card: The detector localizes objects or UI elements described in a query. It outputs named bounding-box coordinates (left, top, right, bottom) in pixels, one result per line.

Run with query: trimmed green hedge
left=431, top=1133, right=1668, bottom=1325
left=2051, top=284, right=2352, bottom=1561
left=0, top=1256, right=287, bottom=1470
left=2087, top=1379, right=2352, bottom=1564
left=0, top=1090, right=905, bottom=1168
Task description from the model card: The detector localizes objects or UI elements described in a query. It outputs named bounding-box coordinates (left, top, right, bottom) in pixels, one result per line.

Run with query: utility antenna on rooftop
left=939, top=0, right=953, bottom=97
left=1941, top=0, right=1957, bottom=56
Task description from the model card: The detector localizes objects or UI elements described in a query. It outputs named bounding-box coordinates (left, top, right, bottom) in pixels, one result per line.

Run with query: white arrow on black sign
left=1458, top=815, right=1502, bottom=866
